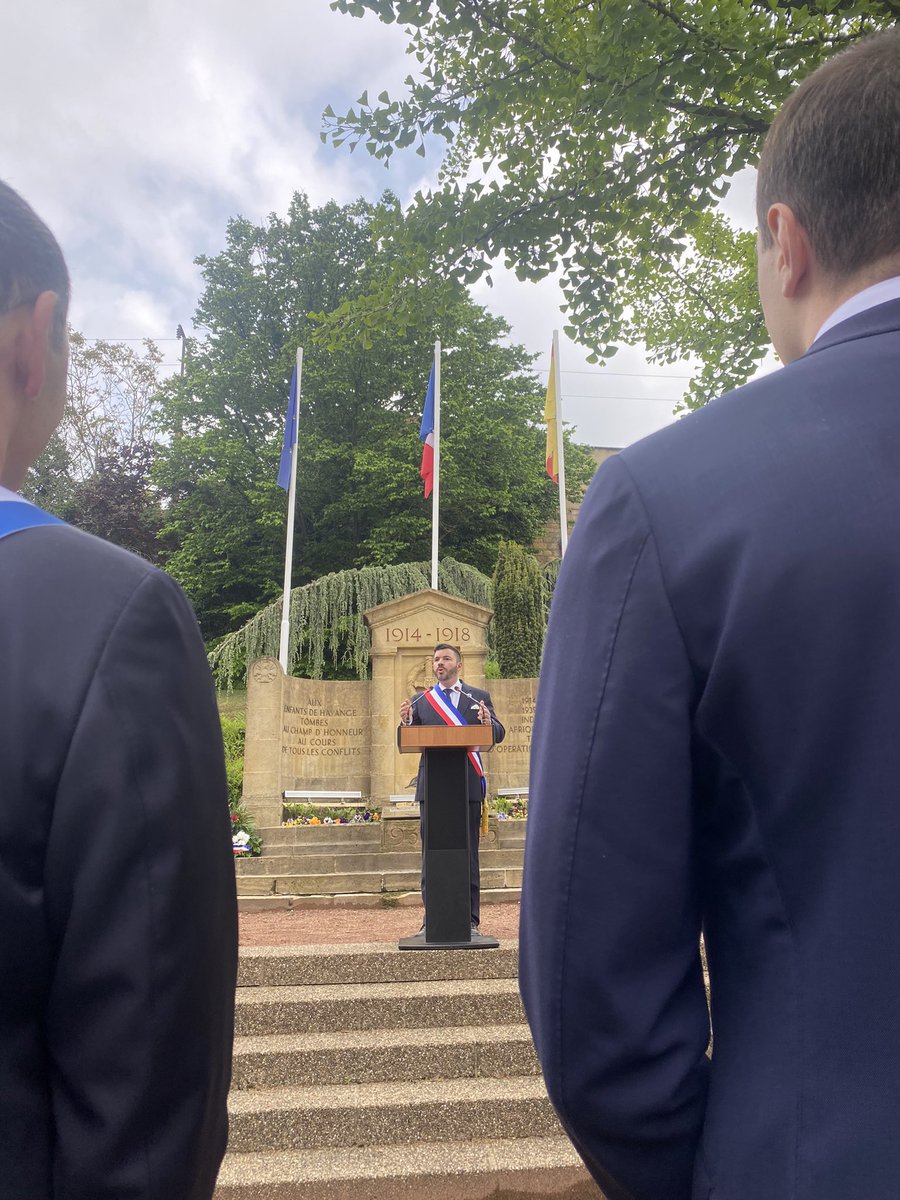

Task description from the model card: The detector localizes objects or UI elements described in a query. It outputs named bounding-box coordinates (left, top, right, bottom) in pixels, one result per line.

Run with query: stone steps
left=238, top=866, right=524, bottom=900
left=232, top=1023, right=538, bottom=1089
left=216, top=1137, right=595, bottom=1200
left=235, top=977, right=525, bottom=1036
left=236, top=847, right=525, bottom=876
left=237, top=885, right=522, bottom=913
left=228, top=1075, right=559, bottom=1153
left=237, top=943, right=520, bottom=986
left=215, top=941, right=602, bottom=1200
left=261, top=825, right=383, bottom=849
left=236, top=818, right=527, bottom=907
left=240, top=820, right=528, bottom=902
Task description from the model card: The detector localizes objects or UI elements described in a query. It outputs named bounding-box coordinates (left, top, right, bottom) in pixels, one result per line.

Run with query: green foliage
left=221, top=713, right=261, bottom=855
left=23, top=432, right=75, bottom=515
left=491, top=541, right=543, bottom=677
left=154, top=192, right=591, bottom=638
left=64, top=441, right=169, bottom=564
left=324, top=0, right=893, bottom=399
left=282, top=803, right=381, bottom=825
left=492, top=793, right=528, bottom=819
left=24, top=331, right=167, bottom=548
left=208, top=556, right=493, bottom=689
left=541, top=557, right=561, bottom=621
left=229, top=798, right=263, bottom=857
left=220, top=714, right=246, bottom=805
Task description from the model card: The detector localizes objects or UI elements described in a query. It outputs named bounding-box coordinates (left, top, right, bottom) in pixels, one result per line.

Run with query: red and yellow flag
left=544, top=343, right=558, bottom=483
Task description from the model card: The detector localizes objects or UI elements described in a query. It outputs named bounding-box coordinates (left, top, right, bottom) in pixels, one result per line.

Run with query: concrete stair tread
left=237, top=940, right=518, bottom=986
left=216, top=1134, right=585, bottom=1187
left=237, top=854, right=422, bottom=873
left=234, top=1021, right=533, bottom=1056
left=236, top=849, right=522, bottom=874
left=236, top=976, right=519, bottom=1007
left=238, top=887, right=521, bottom=912
left=228, top=1073, right=548, bottom=1115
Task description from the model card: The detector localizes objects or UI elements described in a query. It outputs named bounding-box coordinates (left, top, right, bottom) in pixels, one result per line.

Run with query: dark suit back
left=520, top=300, right=900, bottom=1200
left=0, top=522, right=236, bottom=1200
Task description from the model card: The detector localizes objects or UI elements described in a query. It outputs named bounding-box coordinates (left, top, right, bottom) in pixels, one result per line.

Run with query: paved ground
left=239, top=902, right=521, bottom=946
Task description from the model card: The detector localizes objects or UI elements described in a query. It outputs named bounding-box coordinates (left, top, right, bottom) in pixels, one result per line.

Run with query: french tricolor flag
left=419, top=363, right=436, bottom=498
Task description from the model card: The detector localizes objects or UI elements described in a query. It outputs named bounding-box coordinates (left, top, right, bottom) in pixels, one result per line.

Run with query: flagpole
left=431, top=339, right=441, bottom=590
left=553, top=330, right=568, bottom=557
left=279, top=347, right=303, bottom=672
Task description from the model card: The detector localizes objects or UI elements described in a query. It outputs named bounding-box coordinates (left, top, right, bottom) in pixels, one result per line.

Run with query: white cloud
left=471, top=264, right=686, bottom=448
left=2, top=0, right=411, bottom=341
left=2, top=1, right=769, bottom=447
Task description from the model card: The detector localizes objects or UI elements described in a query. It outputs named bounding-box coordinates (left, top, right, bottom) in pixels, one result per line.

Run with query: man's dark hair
left=757, top=28, right=900, bottom=278
left=0, top=180, right=69, bottom=348
left=433, top=642, right=462, bottom=661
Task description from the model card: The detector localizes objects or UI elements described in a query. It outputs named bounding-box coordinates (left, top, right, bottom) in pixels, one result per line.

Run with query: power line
left=535, top=366, right=692, bottom=380
left=564, top=394, right=681, bottom=403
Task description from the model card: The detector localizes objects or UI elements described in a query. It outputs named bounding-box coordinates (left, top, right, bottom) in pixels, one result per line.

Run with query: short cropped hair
left=757, top=28, right=900, bottom=278
left=433, top=642, right=462, bottom=661
left=0, top=180, right=69, bottom=347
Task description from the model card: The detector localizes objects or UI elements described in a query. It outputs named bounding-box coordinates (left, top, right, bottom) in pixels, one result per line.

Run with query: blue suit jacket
left=520, top=299, right=900, bottom=1200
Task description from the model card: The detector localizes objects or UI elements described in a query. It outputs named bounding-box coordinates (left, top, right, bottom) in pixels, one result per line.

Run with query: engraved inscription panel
left=279, top=679, right=371, bottom=792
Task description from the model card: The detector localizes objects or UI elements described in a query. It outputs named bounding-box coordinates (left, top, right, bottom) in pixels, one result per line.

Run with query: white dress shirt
left=814, top=275, right=900, bottom=344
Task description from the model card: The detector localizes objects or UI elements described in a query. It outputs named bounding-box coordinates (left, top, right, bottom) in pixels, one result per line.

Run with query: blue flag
left=277, top=367, right=298, bottom=490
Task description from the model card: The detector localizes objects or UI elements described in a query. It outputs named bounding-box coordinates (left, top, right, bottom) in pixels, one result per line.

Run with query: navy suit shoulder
left=0, top=522, right=237, bottom=1200
left=521, top=303, right=900, bottom=1200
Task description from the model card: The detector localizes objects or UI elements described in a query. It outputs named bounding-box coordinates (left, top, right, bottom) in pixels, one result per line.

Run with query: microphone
left=400, top=690, right=430, bottom=725
left=459, top=688, right=493, bottom=724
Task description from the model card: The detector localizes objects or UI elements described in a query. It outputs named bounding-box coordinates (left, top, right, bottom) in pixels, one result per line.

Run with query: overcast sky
left=2, top=0, right=762, bottom=448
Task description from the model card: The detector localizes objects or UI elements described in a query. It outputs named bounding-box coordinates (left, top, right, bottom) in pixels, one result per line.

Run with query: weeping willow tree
left=209, top=558, right=492, bottom=690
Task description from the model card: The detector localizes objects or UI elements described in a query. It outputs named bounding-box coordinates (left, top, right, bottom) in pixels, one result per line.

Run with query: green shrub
left=220, top=714, right=246, bottom=805
left=492, top=541, right=543, bottom=677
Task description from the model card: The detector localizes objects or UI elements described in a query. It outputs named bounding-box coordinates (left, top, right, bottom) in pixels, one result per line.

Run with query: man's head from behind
left=0, top=180, right=70, bottom=490
left=756, top=29, right=900, bottom=362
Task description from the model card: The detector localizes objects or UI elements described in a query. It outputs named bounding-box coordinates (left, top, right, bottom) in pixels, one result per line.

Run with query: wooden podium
left=396, top=724, right=499, bottom=950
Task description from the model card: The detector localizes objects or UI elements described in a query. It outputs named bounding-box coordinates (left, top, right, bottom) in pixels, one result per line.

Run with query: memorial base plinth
left=398, top=928, right=500, bottom=951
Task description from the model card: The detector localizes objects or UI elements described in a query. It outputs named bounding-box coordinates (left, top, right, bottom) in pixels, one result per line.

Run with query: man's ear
left=17, top=291, right=59, bottom=400
left=766, top=203, right=812, bottom=299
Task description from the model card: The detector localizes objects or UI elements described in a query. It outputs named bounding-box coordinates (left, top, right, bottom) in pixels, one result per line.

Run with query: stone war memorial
left=242, top=588, right=535, bottom=826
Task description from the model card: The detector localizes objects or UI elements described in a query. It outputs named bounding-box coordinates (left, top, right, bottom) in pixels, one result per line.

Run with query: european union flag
left=277, top=366, right=298, bottom=490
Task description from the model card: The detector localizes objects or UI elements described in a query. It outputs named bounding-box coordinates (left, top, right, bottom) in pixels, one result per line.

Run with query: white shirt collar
left=813, top=276, right=900, bottom=345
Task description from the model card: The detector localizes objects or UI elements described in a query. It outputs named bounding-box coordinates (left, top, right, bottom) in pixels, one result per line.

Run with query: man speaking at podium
left=401, top=643, right=505, bottom=932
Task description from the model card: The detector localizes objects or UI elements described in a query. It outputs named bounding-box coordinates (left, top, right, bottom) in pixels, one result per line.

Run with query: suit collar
left=805, top=297, right=900, bottom=359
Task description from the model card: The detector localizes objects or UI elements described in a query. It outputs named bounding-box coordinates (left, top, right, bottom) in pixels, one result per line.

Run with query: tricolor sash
left=0, top=499, right=63, bottom=541
left=423, top=685, right=487, bottom=797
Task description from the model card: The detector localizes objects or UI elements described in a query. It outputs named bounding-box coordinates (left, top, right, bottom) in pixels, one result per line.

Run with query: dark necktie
left=442, top=687, right=454, bottom=705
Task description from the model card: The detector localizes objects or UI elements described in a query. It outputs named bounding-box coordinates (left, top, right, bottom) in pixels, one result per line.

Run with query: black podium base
left=398, top=928, right=500, bottom=951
